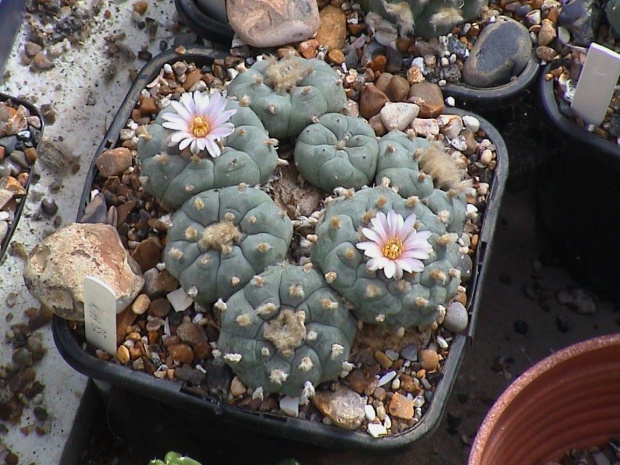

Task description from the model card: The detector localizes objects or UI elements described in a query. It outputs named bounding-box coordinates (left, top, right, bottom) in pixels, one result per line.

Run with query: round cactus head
left=294, top=113, right=379, bottom=193
left=311, top=186, right=466, bottom=331
left=137, top=92, right=278, bottom=209
left=226, top=56, right=347, bottom=139
left=218, top=264, right=357, bottom=397
left=164, top=184, right=293, bottom=305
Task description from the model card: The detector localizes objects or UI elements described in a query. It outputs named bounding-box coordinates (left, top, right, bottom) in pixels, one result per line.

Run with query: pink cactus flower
left=161, top=90, right=236, bottom=157
left=356, top=210, right=432, bottom=279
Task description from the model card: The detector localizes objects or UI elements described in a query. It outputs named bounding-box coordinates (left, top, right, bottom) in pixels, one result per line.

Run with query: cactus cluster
left=294, top=113, right=379, bottom=193
left=217, top=264, right=357, bottom=397
left=164, top=185, right=293, bottom=305
left=311, top=185, right=466, bottom=331
left=226, top=56, right=347, bottom=139
left=137, top=99, right=278, bottom=209
left=359, top=0, right=488, bottom=39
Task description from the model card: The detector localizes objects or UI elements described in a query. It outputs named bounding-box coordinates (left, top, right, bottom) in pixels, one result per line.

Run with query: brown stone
left=32, top=52, right=53, bottom=70
left=23, top=223, right=144, bottom=320
left=311, top=384, right=366, bottom=430
left=298, top=39, right=318, bottom=59
left=227, top=0, right=320, bottom=48
left=0, top=176, right=27, bottom=197
left=155, top=269, right=179, bottom=293
left=419, top=348, right=439, bottom=371
left=133, top=0, right=148, bottom=15
left=0, top=146, right=4, bottom=161
left=193, top=341, right=212, bottom=360
left=369, top=55, right=387, bottom=74
left=346, top=369, right=379, bottom=396
left=25, top=42, right=43, bottom=58
left=388, top=392, right=415, bottom=420
left=24, top=147, right=38, bottom=164
left=347, top=23, right=365, bottom=35
left=386, top=75, right=410, bottom=102
left=0, top=189, right=13, bottom=210
left=359, top=84, right=389, bottom=120
left=314, top=5, right=347, bottom=51
left=375, top=72, right=393, bottom=94
left=536, top=46, right=557, bottom=62
left=116, top=307, right=138, bottom=343
left=176, top=321, right=207, bottom=346
left=168, top=344, right=194, bottom=364
left=149, top=297, right=171, bottom=318
left=400, top=374, right=421, bottom=394
left=96, top=147, right=133, bottom=178
left=368, top=114, right=386, bottom=136
left=116, top=200, right=137, bottom=226
left=408, top=82, right=445, bottom=117
left=139, top=96, right=158, bottom=115
left=375, top=350, right=393, bottom=369
left=326, top=48, right=345, bottom=65
left=131, top=237, right=162, bottom=272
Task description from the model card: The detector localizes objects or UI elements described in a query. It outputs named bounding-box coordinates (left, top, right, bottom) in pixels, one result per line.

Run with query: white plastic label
left=571, top=42, right=620, bottom=127
left=83, top=276, right=117, bottom=356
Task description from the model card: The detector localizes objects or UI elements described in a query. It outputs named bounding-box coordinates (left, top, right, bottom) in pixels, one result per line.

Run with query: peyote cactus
left=359, top=0, right=488, bottom=39
left=149, top=452, right=201, bottom=465
left=137, top=96, right=278, bottom=209
left=375, top=131, right=468, bottom=232
left=164, top=184, right=293, bottom=305
left=311, top=185, right=466, bottom=331
left=217, top=264, right=357, bottom=397
left=294, top=113, right=379, bottom=192
left=226, top=56, right=347, bottom=139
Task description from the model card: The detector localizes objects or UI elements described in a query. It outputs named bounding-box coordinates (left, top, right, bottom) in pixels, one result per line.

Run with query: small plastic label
left=83, top=276, right=117, bottom=357
left=571, top=42, right=620, bottom=127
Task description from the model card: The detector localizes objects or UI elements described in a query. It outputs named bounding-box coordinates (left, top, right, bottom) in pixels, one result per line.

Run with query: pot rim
left=468, top=333, right=620, bottom=465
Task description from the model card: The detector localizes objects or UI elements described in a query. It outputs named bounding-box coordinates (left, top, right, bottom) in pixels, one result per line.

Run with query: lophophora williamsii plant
left=127, top=54, right=474, bottom=429
left=358, top=0, right=489, bottom=39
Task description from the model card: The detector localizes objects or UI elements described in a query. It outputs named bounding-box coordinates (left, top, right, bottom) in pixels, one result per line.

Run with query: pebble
left=364, top=404, right=376, bottom=421
left=315, top=5, right=347, bottom=51
left=131, top=294, right=150, bottom=315
left=96, top=147, right=132, bottom=177
left=412, top=118, right=439, bottom=137
left=375, top=350, right=393, bottom=369
left=556, top=287, right=596, bottom=314
left=280, top=395, right=300, bottom=417
left=408, top=82, right=444, bottom=118
left=400, top=344, right=418, bottom=362
left=537, top=19, right=557, bottom=46
left=388, top=392, right=414, bottom=420
left=311, top=384, right=365, bottom=430
left=419, top=349, right=439, bottom=371
left=379, top=102, right=419, bottom=131
left=359, top=84, right=389, bottom=120
left=385, top=75, right=410, bottom=102
left=367, top=423, right=388, bottom=438
left=229, top=376, right=247, bottom=397
left=168, top=344, right=194, bottom=363
left=33, top=52, right=54, bottom=70
left=443, top=302, right=469, bottom=332
left=176, top=321, right=208, bottom=346
left=167, top=287, right=194, bottom=312
left=378, top=370, right=397, bottom=387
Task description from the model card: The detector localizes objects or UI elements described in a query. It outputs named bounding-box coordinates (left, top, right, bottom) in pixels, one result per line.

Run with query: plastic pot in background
left=174, top=0, right=233, bottom=45
left=537, top=63, right=620, bottom=301
left=468, top=333, right=620, bottom=465
left=442, top=51, right=541, bottom=113
left=0, top=93, right=44, bottom=262
left=52, top=45, right=508, bottom=456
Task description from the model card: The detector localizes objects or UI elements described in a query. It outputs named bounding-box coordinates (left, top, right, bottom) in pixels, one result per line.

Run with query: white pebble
left=378, top=371, right=397, bottom=386
left=462, top=115, right=480, bottom=133
left=440, top=57, right=449, bottom=67
left=167, top=287, right=194, bottom=312
left=466, top=204, right=478, bottom=215
left=437, top=335, right=449, bottom=350
left=367, top=423, right=388, bottom=438
left=444, top=96, right=455, bottom=107
left=391, top=377, right=401, bottom=390
left=383, top=414, right=392, bottom=430
left=280, top=396, right=300, bottom=417
left=557, top=26, right=570, bottom=44
left=438, top=79, right=447, bottom=87
left=364, top=404, right=376, bottom=421
left=413, top=396, right=426, bottom=408
left=480, top=149, right=493, bottom=165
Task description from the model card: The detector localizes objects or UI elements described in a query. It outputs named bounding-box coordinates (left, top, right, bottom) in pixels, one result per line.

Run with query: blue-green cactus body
left=359, top=0, right=488, bottom=39
left=226, top=57, right=347, bottom=139
left=218, top=264, right=357, bottom=396
left=137, top=99, right=278, bottom=209
left=164, top=185, right=293, bottom=305
left=294, top=113, right=379, bottom=192
left=311, top=186, right=466, bottom=330
left=149, top=452, right=202, bottom=465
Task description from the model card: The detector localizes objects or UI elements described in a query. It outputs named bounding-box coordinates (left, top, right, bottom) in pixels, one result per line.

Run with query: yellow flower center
left=190, top=116, right=210, bottom=138
left=382, top=238, right=403, bottom=260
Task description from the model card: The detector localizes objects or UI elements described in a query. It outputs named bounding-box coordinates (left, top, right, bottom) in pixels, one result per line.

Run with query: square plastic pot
left=0, top=92, right=44, bottom=261
left=52, top=45, right=508, bottom=454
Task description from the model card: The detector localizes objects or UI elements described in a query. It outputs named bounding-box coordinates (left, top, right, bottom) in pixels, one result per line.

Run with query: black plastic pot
left=52, top=45, right=508, bottom=456
left=0, top=92, right=43, bottom=262
left=442, top=51, right=541, bottom=112
left=537, top=63, right=620, bottom=301
left=174, top=0, right=233, bottom=45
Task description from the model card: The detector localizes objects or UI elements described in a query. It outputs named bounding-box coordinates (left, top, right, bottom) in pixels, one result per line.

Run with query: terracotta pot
left=469, top=334, right=620, bottom=465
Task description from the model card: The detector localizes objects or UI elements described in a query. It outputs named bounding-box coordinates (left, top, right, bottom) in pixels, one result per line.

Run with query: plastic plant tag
left=571, top=42, right=620, bottom=127
left=83, top=276, right=117, bottom=356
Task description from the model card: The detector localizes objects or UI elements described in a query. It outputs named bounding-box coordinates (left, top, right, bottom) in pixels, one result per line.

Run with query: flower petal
left=205, top=138, right=221, bottom=158
left=386, top=210, right=400, bottom=239
left=399, top=213, right=417, bottom=240
left=382, top=259, right=396, bottom=279
left=367, top=257, right=389, bottom=271
left=369, top=212, right=389, bottom=242
left=208, top=124, right=235, bottom=139
left=400, top=249, right=430, bottom=260
left=356, top=242, right=383, bottom=258
left=360, top=227, right=383, bottom=245
left=169, top=131, right=193, bottom=143
left=178, top=136, right=193, bottom=151
left=211, top=108, right=238, bottom=128
left=162, top=120, right=190, bottom=132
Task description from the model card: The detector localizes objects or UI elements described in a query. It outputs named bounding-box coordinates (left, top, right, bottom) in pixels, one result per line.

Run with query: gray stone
left=227, top=0, right=320, bottom=48
left=463, top=17, right=532, bottom=88
left=0, top=220, right=8, bottom=245
left=23, top=223, right=144, bottom=320
left=311, top=384, right=365, bottom=430
left=558, top=0, right=601, bottom=46
left=443, top=301, right=469, bottom=332
left=556, top=286, right=597, bottom=314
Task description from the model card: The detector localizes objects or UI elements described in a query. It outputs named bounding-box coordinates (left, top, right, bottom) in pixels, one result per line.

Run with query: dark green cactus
left=311, top=185, right=466, bottom=331
left=359, top=0, right=488, bottom=39
left=164, top=185, right=293, bottom=305
left=137, top=98, right=278, bottom=209
left=294, top=113, right=379, bottom=192
left=149, top=452, right=201, bottom=465
left=226, top=56, right=347, bottom=139
left=217, top=264, right=357, bottom=397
